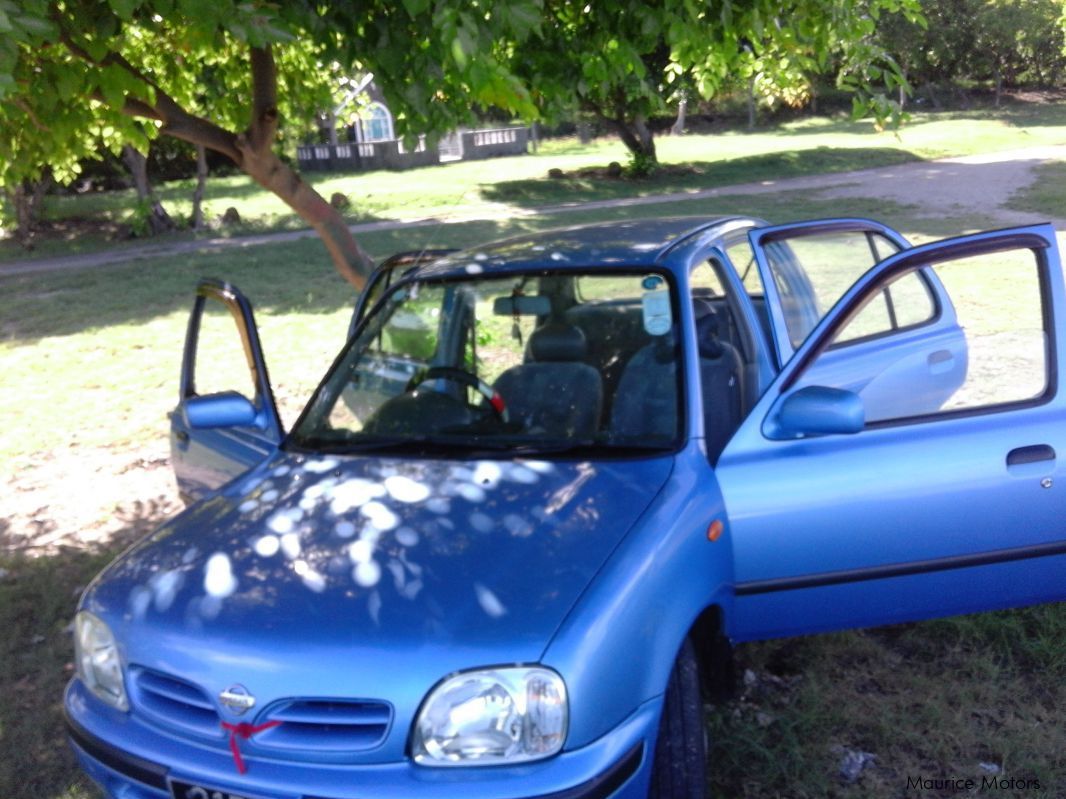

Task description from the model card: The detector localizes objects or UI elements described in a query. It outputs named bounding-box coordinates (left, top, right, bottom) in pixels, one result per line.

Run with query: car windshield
left=289, top=270, right=684, bottom=456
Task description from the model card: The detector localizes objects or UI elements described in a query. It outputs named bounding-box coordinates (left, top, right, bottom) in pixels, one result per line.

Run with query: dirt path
left=2, top=145, right=1064, bottom=279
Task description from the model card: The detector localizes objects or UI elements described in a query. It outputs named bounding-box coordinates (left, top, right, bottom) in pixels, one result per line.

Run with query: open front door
left=170, top=279, right=282, bottom=503
left=719, top=224, right=1066, bottom=642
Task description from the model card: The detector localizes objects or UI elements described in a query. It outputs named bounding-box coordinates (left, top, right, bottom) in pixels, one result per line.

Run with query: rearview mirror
left=492, top=295, right=551, bottom=316
left=773, top=385, right=864, bottom=439
left=183, top=392, right=259, bottom=430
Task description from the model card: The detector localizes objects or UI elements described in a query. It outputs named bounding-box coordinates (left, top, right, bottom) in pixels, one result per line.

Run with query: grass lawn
left=2, top=109, right=1066, bottom=798
left=4, top=101, right=1066, bottom=263
left=1007, top=161, right=1066, bottom=218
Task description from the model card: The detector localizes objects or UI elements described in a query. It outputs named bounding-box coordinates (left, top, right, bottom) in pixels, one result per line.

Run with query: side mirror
left=773, top=385, right=865, bottom=439
left=183, top=392, right=259, bottom=430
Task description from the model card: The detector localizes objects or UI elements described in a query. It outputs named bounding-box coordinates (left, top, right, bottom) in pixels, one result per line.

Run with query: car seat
left=609, top=335, right=680, bottom=443
left=493, top=322, right=603, bottom=438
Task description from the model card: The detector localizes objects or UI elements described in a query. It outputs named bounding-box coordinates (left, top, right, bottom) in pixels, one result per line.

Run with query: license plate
left=168, top=778, right=274, bottom=799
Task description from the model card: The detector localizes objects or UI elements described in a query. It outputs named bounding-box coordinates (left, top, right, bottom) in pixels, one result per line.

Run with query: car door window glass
left=798, top=246, right=1049, bottom=424
left=192, top=300, right=257, bottom=401
left=888, top=270, right=937, bottom=327
left=689, top=263, right=726, bottom=296
left=725, top=240, right=763, bottom=296
left=835, top=271, right=937, bottom=344
left=764, top=231, right=899, bottom=348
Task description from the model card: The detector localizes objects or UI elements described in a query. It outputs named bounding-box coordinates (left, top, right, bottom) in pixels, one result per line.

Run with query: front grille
left=254, top=699, right=393, bottom=753
left=130, top=667, right=222, bottom=739
left=129, top=668, right=393, bottom=754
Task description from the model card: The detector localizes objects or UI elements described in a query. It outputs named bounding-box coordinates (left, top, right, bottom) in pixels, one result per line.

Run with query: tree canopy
left=516, top=0, right=923, bottom=173
left=879, top=0, right=1066, bottom=106
left=1, top=0, right=541, bottom=286
left=3, top=0, right=930, bottom=282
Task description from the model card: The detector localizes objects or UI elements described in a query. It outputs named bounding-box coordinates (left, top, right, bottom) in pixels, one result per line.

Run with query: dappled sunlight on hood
left=86, top=451, right=674, bottom=648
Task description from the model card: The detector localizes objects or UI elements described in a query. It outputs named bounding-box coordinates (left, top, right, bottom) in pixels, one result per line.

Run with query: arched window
left=360, top=103, right=394, bottom=142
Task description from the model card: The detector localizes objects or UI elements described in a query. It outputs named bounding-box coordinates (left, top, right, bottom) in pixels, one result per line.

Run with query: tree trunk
left=577, top=121, right=592, bottom=144
left=670, top=97, right=687, bottom=136
left=326, top=109, right=339, bottom=146
left=238, top=144, right=373, bottom=286
left=7, top=174, right=53, bottom=248
left=605, top=112, right=657, bottom=176
left=923, top=82, right=942, bottom=110
left=994, top=64, right=1002, bottom=108
left=747, top=75, right=757, bottom=130
left=8, top=184, right=34, bottom=248
left=123, top=144, right=150, bottom=199
left=121, top=144, right=174, bottom=235
left=191, top=144, right=208, bottom=230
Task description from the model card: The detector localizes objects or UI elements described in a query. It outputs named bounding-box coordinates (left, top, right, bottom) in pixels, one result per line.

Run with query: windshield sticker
left=642, top=284, right=672, bottom=336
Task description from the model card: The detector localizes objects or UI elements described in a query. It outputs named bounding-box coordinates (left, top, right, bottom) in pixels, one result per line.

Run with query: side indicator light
left=707, top=520, right=724, bottom=542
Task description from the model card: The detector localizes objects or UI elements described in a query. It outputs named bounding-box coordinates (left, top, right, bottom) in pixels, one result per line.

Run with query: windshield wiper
left=289, top=432, right=675, bottom=457
left=462, top=437, right=675, bottom=457
left=289, top=433, right=480, bottom=455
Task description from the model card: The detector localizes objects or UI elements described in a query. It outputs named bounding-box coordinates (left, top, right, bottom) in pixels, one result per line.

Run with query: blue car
left=67, top=216, right=1066, bottom=799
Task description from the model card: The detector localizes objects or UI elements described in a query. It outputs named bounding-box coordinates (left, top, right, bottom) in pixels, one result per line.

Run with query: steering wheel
left=405, top=366, right=509, bottom=423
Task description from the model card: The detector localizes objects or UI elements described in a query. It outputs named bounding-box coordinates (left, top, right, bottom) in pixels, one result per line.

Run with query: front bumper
left=65, top=679, right=657, bottom=799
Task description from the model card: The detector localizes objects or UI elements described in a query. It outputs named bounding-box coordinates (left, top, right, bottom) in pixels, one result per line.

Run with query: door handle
left=927, top=349, right=954, bottom=374
left=1006, top=444, right=1055, bottom=466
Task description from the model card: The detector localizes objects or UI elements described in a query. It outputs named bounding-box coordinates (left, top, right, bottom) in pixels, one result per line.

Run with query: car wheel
left=649, top=636, right=708, bottom=799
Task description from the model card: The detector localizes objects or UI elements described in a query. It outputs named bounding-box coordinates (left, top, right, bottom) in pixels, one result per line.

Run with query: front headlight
left=412, top=666, right=567, bottom=766
left=74, top=611, right=128, bottom=711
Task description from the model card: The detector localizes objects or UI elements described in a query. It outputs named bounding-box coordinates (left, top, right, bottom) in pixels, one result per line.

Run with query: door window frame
left=180, top=278, right=283, bottom=441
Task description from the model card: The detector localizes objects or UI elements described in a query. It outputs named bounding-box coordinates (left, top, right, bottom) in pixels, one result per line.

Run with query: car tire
left=649, top=636, right=708, bottom=799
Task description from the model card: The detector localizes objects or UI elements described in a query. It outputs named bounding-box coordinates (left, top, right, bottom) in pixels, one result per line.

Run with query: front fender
left=542, top=440, right=736, bottom=749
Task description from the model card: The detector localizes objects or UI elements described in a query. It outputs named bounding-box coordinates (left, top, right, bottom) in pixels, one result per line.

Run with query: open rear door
left=170, top=279, right=282, bottom=503
left=719, top=224, right=1066, bottom=641
left=748, top=218, right=909, bottom=367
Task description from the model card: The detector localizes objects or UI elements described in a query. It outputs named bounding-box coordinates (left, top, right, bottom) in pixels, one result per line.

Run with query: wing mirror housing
left=183, top=392, right=260, bottom=430
left=772, top=385, right=865, bottom=439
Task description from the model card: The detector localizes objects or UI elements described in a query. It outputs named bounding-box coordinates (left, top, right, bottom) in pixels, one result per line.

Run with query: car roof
left=404, top=216, right=754, bottom=280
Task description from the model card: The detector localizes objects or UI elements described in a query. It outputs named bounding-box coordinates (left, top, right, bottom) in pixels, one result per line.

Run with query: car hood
left=84, top=451, right=673, bottom=711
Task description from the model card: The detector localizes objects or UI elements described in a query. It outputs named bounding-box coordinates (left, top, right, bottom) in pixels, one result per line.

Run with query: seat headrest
left=529, top=321, right=588, bottom=362
left=692, top=298, right=724, bottom=359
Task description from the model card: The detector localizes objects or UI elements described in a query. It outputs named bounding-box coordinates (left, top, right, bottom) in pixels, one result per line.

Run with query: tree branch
left=65, top=23, right=243, bottom=164
left=104, top=93, right=163, bottom=121
left=161, top=112, right=243, bottom=164
left=247, top=46, right=279, bottom=153
left=13, top=98, right=50, bottom=133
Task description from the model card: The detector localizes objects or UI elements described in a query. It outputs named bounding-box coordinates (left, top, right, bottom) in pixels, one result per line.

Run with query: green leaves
left=497, top=0, right=542, bottom=40
left=401, top=0, right=431, bottom=18
left=107, top=0, right=142, bottom=21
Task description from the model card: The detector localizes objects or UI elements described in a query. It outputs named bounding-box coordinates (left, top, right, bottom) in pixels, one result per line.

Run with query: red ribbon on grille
left=220, top=720, right=281, bottom=774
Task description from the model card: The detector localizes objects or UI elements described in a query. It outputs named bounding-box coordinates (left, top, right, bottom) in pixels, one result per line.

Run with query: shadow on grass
left=0, top=500, right=174, bottom=799
left=0, top=207, right=389, bottom=266
left=0, top=217, right=546, bottom=344
left=0, top=151, right=1042, bottom=346
left=481, top=148, right=923, bottom=209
